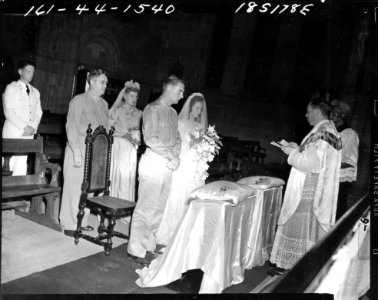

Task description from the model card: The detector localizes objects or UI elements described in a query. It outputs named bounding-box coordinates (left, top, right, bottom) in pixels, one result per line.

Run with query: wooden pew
left=208, top=135, right=267, bottom=182
left=238, top=140, right=267, bottom=164
left=37, top=111, right=66, bottom=164
left=2, top=137, right=62, bottom=232
left=208, top=135, right=242, bottom=181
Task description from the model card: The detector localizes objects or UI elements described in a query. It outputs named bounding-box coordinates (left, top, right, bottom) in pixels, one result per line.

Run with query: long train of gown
left=156, top=122, right=204, bottom=246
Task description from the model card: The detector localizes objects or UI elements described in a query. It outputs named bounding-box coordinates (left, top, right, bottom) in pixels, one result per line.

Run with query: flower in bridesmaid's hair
left=124, top=80, right=140, bottom=92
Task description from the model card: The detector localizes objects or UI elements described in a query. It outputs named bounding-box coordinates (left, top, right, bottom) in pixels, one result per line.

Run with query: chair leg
left=104, top=214, right=116, bottom=256
left=98, top=210, right=106, bottom=235
left=75, top=197, right=86, bottom=244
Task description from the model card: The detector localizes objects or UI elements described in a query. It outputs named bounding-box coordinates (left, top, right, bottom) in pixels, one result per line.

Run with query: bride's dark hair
left=189, top=95, right=204, bottom=120
left=179, top=92, right=208, bottom=131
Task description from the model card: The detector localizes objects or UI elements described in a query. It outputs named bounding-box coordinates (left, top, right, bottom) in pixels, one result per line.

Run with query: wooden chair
left=74, top=124, right=135, bottom=256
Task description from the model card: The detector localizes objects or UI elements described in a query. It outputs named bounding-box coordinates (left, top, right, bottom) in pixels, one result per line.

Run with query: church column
left=34, top=15, right=83, bottom=114
left=267, top=16, right=302, bottom=103
left=154, top=15, right=216, bottom=91
left=220, top=14, right=256, bottom=97
left=340, top=10, right=373, bottom=199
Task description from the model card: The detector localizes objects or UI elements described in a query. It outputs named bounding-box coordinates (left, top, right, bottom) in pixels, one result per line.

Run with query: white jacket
left=2, top=80, right=43, bottom=138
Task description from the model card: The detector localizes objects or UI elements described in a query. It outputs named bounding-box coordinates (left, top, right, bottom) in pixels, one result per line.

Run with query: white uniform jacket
left=2, top=80, right=43, bottom=138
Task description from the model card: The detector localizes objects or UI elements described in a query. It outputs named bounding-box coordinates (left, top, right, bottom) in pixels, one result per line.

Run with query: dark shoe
left=80, top=225, right=94, bottom=231
left=146, top=251, right=159, bottom=259
left=268, top=261, right=277, bottom=268
left=274, top=266, right=287, bottom=275
left=155, top=244, right=167, bottom=255
left=267, top=269, right=278, bottom=277
left=64, top=230, right=75, bottom=237
left=147, top=249, right=164, bottom=256
left=128, top=253, right=150, bottom=267
left=267, top=266, right=287, bottom=276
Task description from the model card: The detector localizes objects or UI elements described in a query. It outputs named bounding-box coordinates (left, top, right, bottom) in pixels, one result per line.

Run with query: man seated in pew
left=59, top=69, right=110, bottom=237
left=2, top=58, right=43, bottom=175
left=269, top=98, right=342, bottom=274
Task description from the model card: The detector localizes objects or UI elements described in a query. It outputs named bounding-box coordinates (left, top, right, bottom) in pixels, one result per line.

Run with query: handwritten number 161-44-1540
left=24, top=4, right=175, bottom=16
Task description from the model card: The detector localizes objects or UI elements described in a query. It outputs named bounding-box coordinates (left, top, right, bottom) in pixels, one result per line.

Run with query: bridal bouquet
left=190, top=125, right=222, bottom=184
left=123, top=126, right=141, bottom=148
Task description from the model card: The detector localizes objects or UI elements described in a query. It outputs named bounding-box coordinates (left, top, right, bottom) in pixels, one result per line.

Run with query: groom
left=127, top=75, right=184, bottom=264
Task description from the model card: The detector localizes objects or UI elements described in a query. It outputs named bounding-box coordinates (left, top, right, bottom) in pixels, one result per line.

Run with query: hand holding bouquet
left=123, top=126, right=141, bottom=148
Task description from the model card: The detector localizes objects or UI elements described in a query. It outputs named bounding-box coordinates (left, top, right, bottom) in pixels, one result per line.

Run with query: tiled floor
left=2, top=209, right=276, bottom=294
left=1, top=238, right=275, bottom=294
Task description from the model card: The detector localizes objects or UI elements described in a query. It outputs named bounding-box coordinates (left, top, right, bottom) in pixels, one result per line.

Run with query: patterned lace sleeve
left=178, top=121, right=191, bottom=156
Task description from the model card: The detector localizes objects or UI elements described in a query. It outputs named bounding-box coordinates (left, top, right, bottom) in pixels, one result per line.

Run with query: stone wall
left=26, top=14, right=217, bottom=113
left=33, top=15, right=163, bottom=113
left=1, top=10, right=372, bottom=179
left=203, top=89, right=299, bottom=165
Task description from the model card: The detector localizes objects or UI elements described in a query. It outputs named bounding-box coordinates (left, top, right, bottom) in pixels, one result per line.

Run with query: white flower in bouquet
left=130, top=129, right=141, bottom=144
left=192, top=128, right=201, bottom=139
left=191, top=125, right=223, bottom=184
left=189, top=127, right=202, bottom=145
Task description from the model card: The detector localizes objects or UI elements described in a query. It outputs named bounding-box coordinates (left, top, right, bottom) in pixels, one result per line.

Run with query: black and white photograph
left=1, top=0, right=376, bottom=298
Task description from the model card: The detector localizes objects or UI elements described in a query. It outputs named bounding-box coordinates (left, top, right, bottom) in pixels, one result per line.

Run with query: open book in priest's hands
left=270, top=139, right=290, bottom=148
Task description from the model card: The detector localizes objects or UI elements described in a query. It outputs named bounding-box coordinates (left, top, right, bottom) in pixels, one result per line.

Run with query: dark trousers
left=336, top=181, right=352, bottom=221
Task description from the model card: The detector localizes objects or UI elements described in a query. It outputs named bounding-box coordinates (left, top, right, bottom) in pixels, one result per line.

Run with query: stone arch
left=78, top=29, right=122, bottom=76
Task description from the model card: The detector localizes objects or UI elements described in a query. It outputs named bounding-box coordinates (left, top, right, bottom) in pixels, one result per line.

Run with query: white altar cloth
left=136, top=186, right=283, bottom=293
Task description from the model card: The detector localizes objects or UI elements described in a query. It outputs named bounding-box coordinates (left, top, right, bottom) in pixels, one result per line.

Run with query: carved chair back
left=81, top=124, right=114, bottom=197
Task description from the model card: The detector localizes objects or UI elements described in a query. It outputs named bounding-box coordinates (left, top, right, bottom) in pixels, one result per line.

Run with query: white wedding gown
left=156, top=119, right=205, bottom=246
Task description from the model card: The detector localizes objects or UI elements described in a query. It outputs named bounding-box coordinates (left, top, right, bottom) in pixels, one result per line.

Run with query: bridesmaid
left=109, top=80, right=142, bottom=223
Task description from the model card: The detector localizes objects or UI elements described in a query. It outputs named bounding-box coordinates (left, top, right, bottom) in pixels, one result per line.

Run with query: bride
left=156, top=93, right=208, bottom=246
